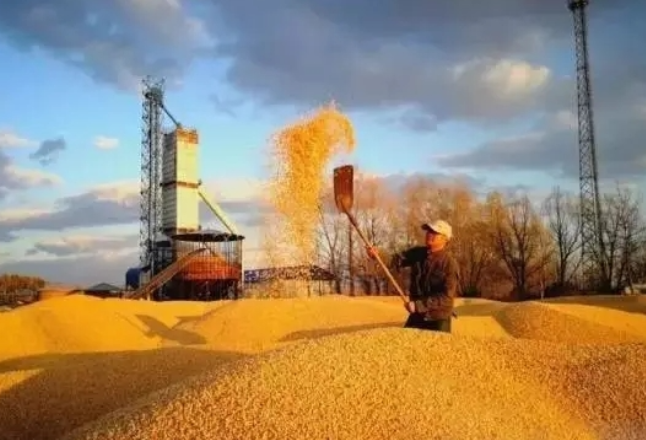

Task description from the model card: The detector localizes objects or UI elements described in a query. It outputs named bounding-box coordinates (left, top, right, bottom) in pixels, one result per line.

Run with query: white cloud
left=2, top=165, right=62, bottom=187
left=88, top=179, right=139, bottom=201
left=0, top=128, right=36, bottom=148
left=437, top=102, right=646, bottom=179
left=94, top=136, right=120, bottom=150
left=201, top=177, right=266, bottom=203
left=27, top=233, right=139, bottom=257
left=0, top=177, right=269, bottom=243
left=1, top=141, right=63, bottom=202
left=453, top=58, right=551, bottom=99
left=0, top=0, right=214, bottom=91
left=0, top=207, right=52, bottom=222
left=0, top=180, right=140, bottom=241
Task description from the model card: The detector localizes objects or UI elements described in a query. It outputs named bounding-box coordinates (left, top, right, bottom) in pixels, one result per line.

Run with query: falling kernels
left=262, top=102, right=355, bottom=274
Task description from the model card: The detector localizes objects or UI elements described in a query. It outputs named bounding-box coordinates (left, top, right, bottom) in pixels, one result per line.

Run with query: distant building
left=37, top=284, right=83, bottom=301
left=243, top=265, right=335, bottom=298
left=84, top=282, right=123, bottom=299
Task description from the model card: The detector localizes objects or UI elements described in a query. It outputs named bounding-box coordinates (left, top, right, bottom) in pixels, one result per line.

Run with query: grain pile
left=543, top=301, right=646, bottom=338
left=547, top=293, right=646, bottom=315
left=0, top=295, right=213, bottom=361
left=2, top=294, right=646, bottom=440
left=0, top=295, right=160, bottom=361
left=262, top=102, right=355, bottom=269
left=0, top=347, right=242, bottom=440
left=360, top=296, right=512, bottom=339
left=176, top=295, right=405, bottom=353
left=494, top=301, right=646, bottom=344
left=61, top=329, right=646, bottom=440
left=0, top=295, right=231, bottom=440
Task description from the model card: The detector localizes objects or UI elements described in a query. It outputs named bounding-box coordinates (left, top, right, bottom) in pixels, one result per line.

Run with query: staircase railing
left=129, top=248, right=208, bottom=300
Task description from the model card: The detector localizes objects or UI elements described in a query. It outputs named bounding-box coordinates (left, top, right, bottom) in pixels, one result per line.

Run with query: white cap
left=422, top=220, right=453, bottom=240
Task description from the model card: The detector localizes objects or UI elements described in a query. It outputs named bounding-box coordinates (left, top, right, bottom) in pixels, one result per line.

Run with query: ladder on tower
left=129, top=248, right=208, bottom=300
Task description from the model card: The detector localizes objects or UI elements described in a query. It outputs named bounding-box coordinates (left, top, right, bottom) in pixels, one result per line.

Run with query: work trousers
left=404, top=313, right=452, bottom=333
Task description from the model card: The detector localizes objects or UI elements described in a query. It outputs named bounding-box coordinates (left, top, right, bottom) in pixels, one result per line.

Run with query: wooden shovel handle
left=342, top=208, right=409, bottom=305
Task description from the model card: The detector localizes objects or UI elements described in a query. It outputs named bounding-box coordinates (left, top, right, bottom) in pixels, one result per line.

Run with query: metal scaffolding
left=140, top=76, right=165, bottom=273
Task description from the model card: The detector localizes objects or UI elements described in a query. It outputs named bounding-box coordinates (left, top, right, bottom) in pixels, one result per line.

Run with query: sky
left=0, top=0, right=645, bottom=285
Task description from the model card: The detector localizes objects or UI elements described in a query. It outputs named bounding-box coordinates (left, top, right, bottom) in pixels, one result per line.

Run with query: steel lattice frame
left=140, top=76, right=165, bottom=272
left=568, top=0, right=606, bottom=289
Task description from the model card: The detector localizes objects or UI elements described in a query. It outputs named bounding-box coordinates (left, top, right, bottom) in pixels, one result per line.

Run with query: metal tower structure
left=567, top=0, right=606, bottom=289
left=140, top=76, right=166, bottom=272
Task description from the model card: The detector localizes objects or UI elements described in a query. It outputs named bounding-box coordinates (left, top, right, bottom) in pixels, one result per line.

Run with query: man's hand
left=366, top=245, right=378, bottom=259
left=405, top=301, right=416, bottom=314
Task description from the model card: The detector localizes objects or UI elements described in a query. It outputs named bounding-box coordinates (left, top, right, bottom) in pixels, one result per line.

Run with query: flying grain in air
left=262, top=102, right=356, bottom=270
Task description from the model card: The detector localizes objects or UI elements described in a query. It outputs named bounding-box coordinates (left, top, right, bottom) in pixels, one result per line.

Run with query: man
left=367, top=220, right=459, bottom=333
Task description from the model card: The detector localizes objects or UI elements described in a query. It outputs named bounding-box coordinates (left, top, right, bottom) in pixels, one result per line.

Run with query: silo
left=165, top=230, right=244, bottom=300
left=160, top=127, right=200, bottom=237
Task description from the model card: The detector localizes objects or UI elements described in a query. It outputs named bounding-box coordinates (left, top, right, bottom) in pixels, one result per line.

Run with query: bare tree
left=352, top=174, right=397, bottom=295
left=600, top=185, right=643, bottom=290
left=397, top=176, right=444, bottom=245
left=316, top=189, right=347, bottom=293
left=456, top=212, right=497, bottom=297
left=318, top=171, right=645, bottom=301
left=433, top=181, right=496, bottom=297
left=541, top=186, right=581, bottom=288
left=486, top=192, right=554, bottom=299
left=630, top=222, right=646, bottom=284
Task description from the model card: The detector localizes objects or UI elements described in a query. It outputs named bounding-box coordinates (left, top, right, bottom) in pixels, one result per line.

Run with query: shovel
left=333, top=165, right=410, bottom=306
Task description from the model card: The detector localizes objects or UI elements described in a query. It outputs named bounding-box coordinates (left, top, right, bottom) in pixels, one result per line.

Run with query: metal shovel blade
left=333, top=165, right=354, bottom=213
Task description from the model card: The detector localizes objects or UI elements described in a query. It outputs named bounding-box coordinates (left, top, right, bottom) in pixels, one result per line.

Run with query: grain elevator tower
left=161, top=128, right=200, bottom=237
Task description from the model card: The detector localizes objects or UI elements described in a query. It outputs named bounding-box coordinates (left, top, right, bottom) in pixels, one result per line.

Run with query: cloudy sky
left=0, top=0, right=644, bottom=285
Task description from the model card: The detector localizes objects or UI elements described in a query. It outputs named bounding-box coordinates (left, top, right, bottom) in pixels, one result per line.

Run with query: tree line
left=315, top=174, right=646, bottom=300
left=0, top=274, right=46, bottom=293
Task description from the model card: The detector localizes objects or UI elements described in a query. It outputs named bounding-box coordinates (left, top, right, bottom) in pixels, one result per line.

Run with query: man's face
left=425, top=229, right=447, bottom=248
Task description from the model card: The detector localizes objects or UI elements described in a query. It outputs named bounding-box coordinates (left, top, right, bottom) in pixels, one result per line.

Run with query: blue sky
left=0, top=38, right=511, bottom=187
left=0, top=37, right=552, bottom=186
left=0, top=0, right=644, bottom=284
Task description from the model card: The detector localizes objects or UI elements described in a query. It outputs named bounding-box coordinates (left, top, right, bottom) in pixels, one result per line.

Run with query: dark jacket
left=391, top=246, right=459, bottom=320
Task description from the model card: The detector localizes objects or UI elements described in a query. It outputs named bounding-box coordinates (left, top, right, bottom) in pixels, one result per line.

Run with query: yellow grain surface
left=1, top=294, right=646, bottom=440
left=542, top=302, right=646, bottom=338
left=177, top=295, right=405, bottom=353
left=356, top=296, right=511, bottom=339
left=0, top=295, right=218, bottom=362
left=0, top=348, right=242, bottom=440
left=545, top=294, right=646, bottom=315
left=0, top=295, right=159, bottom=361
left=494, top=301, right=646, bottom=344
left=61, top=331, right=646, bottom=440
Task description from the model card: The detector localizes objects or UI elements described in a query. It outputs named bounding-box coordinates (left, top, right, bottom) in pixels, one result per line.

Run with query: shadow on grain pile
left=134, top=314, right=207, bottom=346
left=176, top=295, right=406, bottom=353
left=60, top=329, right=646, bottom=440
left=493, top=301, right=646, bottom=344
left=0, top=347, right=246, bottom=440
left=358, top=295, right=509, bottom=317
left=0, top=295, right=234, bottom=440
left=453, top=298, right=510, bottom=317
left=0, top=295, right=216, bottom=362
